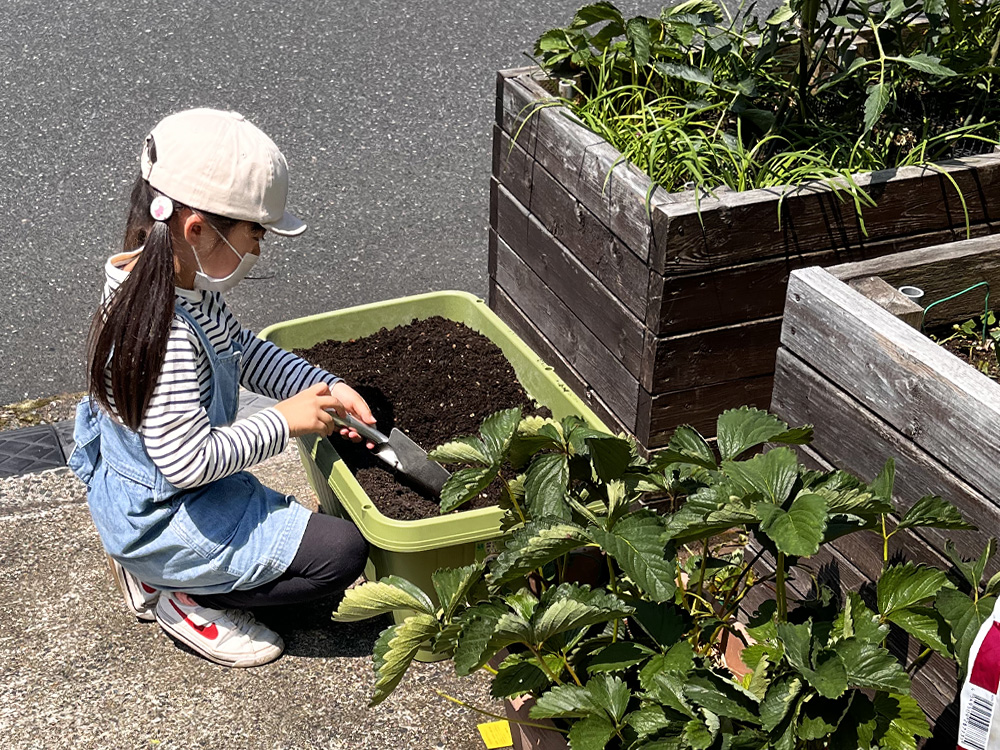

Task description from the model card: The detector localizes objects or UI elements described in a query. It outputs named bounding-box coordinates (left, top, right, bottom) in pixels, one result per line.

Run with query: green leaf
left=589, top=510, right=676, bottom=602
left=631, top=601, right=688, bottom=647
left=533, top=585, right=633, bottom=643
left=588, top=673, right=632, bottom=723
left=798, top=694, right=851, bottom=740
left=767, top=2, right=795, bottom=25
left=757, top=493, right=829, bottom=557
left=835, top=592, right=889, bottom=643
left=759, top=675, right=802, bottom=732
left=480, top=408, right=522, bottom=462
left=640, top=643, right=695, bottom=689
left=716, top=408, right=799, bottom=460
left=625, top=16, right=652, bottom=66
left=439, top=466, right=498, bottom=513
left=334, top=577, right=435, bottom=621
left=896, top=495, right=976, bottom=532
left=452, top=603, right=506, bottom=675
left=836, top=638, right=911, bottom=693
left=588, top=641, right=655, bottom=672
left=654, top=425, right=717, bottom=471
left=626, top=705, right=671, bottom=738
left=586, top=435, right=634, bottom=483
left=648, top=671, right=697, bottom=719
left=724, top=447, right=800, bottom=505
left=877, top=563, right=951, bottom=617
left=936, top=589, right=997, bottom=676
left=568, top=714, right=617, bottom=750
left=896, top=53, right=957, bottom=77
left=683, top=676, right=760, bottom=723
left=428, top=436, right=489, bottom=465
left=776, top=621, right=848, bottom=698
left=944, top=537, right=995, bottom=591
left=525, top=453, right=571, bottom=521
left=572, top=1, right=626, bottom=28
left=531, top=684, right=602, bottom=719
left=490, top=654, right=556, bottom=699
left=864, top=82, right=891, bottom=133
left=653, top=61, right=713, bottom=86
left=370, top=613, right=440, bottom=704
left=868, top=458, right=895, bottom=501
left=431, top=564, right=482, bottom=620
left=683, top=714, right=718, bottom=750
left=873, top=693, right=932, bottom=750
left=489, top=519, right=590, bottom=585
left=885, top=606, right=952, bottom=655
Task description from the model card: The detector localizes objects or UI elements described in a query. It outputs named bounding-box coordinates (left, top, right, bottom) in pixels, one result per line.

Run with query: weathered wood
left=646, top=317, right=782, bottom=394
left=831, top=233, right=1000, bottom=328
left=782, top=266, right=1000, bottom=506
left=641, top=375, right=775, bottom=448
left=494, top=186, right=646, bottom=376
left=492, top=235, right=640, bottom=428
left=495, top=129, right=650, bottom=321
left=489, top=279, right=631, bottom=437
left=772, top=347, right=999, bottom=575
left=848, top=276, right=924, bottom=328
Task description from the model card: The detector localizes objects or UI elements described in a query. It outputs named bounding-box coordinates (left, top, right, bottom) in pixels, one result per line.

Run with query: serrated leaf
left=767, top=2, right=795, bottom=25
left=897, top=53, right=956, bottom=77
left=864, top=81, right=891, bottom=133
left=835, top=592, right=889, bottom=643
left=724, top=447, right=800, bottom=505
left=684, top=677, right=760, bottom=723
left=654, top=61, right=713, bottom=86
left=944, top=538, right=996, bottom=590
left=589, top=641, right=655, bottom=672
left=431, top=564, right=482, bottom=620
left=589, top=511, right=676, bottom=602
left=334, top=577, right=435, bottom=621
left=439, top=466, right=498, bottom=513
left=684, top=715, right=717, bottom=750
left=490, top=655, right=555, bottom=699
left=873, top=692, right=931, bottom=750
left=868, top=458, right=895, bottom=500
left=625, top=16, right=651, bottom=66
left=489, top=519, right=590, bottom=585
left=897, top=495, right=975, bottom=532
left=626, top=705, right=671, bottom=737
left=526, top=452, right=571, bottom=521
left=587, top=435, right=634, bottom=482
left=885, top=606, right=952, bottom=655
left=568, top=714, right=617, bottom=750
left=936, top=589, right=997, bottom=676
left=877, top=563, right=951, bottom=617
left=717, top=408, right=797, bottom=460
left=428, top=436, right=489, bottom=465
left=777, top=621, right=848, bottom=698
left=572, top=1, right=626, bottom=28
left=531, top=684, right=602, bottom=719
left=656, top=425, right=717, bottom=471
left=370, top=613, right=440, bottom=704
left=799, top=694, right=851, bottom=740
left=631, top=601, right=689, bottom=647
left=837, top=638, right=911, bottom=693
left=588, top=673, right=632, bottom=723
left=453, top=603, right=506, bottom=675
left=639, top=644, right=695, bottom=693
left=760, top=675, right=802, bottom=731
left=480, top=408, right=522, bottom=462
left=648, top=671, right=697, bottom=719
left=533, top=585, right=633, bottom=643
left=757, top=493, right=828, bottom=557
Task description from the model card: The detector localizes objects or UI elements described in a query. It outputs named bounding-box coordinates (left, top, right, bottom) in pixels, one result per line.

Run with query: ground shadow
left=252, top=593, right=389, bottom=659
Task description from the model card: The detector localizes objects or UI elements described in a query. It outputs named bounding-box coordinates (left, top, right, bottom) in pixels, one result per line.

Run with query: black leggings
left=191, top=512, right=369, bottom=610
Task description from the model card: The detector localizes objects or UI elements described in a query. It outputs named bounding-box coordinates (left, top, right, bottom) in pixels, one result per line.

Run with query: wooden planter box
left=489, top=66, right=1000, bottom=450
left=767, top=234, right=1000, bottom=743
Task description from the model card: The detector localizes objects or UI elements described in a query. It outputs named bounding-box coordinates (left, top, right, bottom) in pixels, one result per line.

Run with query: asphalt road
left=0, top=0, right=772, bottom=405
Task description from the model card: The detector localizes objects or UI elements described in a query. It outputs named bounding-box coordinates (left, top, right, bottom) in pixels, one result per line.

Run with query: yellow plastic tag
left=477, top=719, right=514, bottom=749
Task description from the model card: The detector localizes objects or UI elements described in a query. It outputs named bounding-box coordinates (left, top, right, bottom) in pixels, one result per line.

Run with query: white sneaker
left=154, top=592, right=284, bottom=668
left=107, top=555, right=159, bottom=622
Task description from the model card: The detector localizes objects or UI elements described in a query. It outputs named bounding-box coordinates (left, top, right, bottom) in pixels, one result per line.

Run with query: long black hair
left=86, top=137, right=237, bottom=429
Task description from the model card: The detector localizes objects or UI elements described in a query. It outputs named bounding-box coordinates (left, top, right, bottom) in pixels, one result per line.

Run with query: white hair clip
left=150, top=195, right=174, bottom=222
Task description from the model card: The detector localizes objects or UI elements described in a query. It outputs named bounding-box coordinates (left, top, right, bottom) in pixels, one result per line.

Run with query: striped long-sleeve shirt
left=103, top=251, right=341, bottom=490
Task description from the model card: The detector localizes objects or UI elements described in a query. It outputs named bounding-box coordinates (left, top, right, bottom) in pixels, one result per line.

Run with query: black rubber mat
left=0, top=424, right=68, bottom=478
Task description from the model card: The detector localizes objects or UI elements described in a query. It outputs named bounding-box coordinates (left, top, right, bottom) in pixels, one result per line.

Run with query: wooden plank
left=499, top=72, right=679, bottom=263
left=494, top=185, right=646, bottom=377
left=646, top=316, right=782, bottom=394
left=782, top=266, right=1000, bottom=505
left=496, top=127, right=650, bottom=320
left=772, top=347, right=999, bottom=573
left=492, top=235, right=640, bottom=427
left=489, top=280, right=631, bottom=437
left=830, top=233, right=1000, bottom=328
left=644, top=375, right=775, bottom=446
left=848, top=276, right=923, bottom=328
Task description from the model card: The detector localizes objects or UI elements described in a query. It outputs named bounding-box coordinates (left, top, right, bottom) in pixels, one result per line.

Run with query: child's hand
left=274, top=383, right=345, bottom=439
left=331, top=382, right=377, bottom=450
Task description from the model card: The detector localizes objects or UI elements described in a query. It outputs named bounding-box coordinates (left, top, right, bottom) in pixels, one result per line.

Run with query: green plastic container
left=260, top=291, right=608, bottom=655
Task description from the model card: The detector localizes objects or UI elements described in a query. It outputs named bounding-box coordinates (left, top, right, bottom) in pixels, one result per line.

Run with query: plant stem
left=562, top=653, right=584, bottom=687
left=434, top=691, right=569, bottom=734
left=527, top=644, right=563, bottom=686
left=776, top=552, right=788, bottom=621
left=907, top=647, right=933, bottom=674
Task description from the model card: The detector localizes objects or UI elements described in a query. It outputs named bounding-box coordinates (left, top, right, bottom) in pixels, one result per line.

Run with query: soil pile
left=295, top=317, right=549, bottom=520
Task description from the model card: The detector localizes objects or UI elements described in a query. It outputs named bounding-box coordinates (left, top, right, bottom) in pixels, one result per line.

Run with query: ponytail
left=86, top=177, right=178, bottom=430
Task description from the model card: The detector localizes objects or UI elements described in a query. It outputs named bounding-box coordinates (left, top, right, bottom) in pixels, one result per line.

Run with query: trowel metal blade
left=387, top=428, right=451, bottom=495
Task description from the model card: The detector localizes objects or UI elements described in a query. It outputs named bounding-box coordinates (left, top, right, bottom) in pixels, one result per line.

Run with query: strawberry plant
left=334, top=407, right=992, bottom=749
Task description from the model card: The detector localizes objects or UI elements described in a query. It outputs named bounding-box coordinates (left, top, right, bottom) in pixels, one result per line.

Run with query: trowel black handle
left=328, top=411, right=389, bottom=445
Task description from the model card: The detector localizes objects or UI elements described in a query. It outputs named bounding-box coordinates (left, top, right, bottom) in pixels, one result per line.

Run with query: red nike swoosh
left=141, top=582, right=157, bottom=594
left=169, top=599, right=219, bottom=640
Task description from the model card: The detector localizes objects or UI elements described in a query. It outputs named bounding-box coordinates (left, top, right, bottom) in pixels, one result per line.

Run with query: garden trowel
left=330, top=412, right=451, bottom=495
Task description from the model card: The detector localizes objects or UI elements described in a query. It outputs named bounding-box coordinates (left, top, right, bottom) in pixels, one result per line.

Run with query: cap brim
left=264, top=210, right=307, bottom=236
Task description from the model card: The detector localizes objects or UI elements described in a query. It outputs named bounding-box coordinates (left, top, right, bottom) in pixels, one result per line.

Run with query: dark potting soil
left=294, top=316, right=550, bottom=521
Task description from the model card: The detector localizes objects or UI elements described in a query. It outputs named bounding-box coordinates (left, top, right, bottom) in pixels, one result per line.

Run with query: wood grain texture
left=492, top=235, right=640, bottom=427
left=783, top=266, right=1000, bottom=504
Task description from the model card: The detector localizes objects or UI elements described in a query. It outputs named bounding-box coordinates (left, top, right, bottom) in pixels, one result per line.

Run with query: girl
left=70, top=108, right=373, bottom=668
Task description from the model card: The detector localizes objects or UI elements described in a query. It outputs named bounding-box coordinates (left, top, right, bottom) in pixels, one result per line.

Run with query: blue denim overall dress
left=68, top=302, right=311, bottom=595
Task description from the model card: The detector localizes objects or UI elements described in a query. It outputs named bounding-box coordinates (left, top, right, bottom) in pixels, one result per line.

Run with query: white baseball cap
left=139, top=108, right=306, bottom=236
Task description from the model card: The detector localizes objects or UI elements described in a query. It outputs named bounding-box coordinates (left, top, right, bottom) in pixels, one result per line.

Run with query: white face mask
left=190, top=221, right=259, bottom=293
